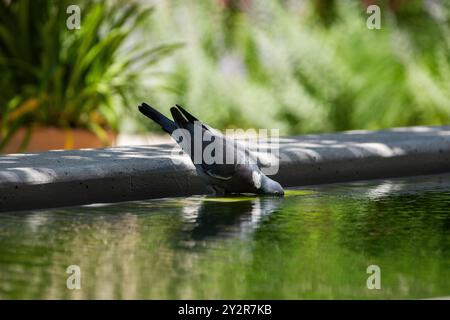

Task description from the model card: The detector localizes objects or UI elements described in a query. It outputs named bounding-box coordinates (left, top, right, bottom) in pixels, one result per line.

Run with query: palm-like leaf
left=0, top=0, right=179, bottom=150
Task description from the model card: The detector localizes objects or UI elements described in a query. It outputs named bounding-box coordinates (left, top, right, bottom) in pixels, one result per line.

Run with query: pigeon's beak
left=261, top=176, right=285, bottom=196
left=270, top=188, right=284, bottom=197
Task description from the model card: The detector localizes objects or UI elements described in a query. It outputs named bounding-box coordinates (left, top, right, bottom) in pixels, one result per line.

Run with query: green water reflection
left=0, top=174, right=449, bottom=299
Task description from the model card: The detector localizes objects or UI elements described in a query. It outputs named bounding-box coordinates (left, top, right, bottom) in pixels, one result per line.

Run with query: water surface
left=0, top=174, right=449, bottom=299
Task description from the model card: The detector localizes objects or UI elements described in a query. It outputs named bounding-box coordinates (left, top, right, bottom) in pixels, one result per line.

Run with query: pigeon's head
left=259, top=175, right=284, bottom=196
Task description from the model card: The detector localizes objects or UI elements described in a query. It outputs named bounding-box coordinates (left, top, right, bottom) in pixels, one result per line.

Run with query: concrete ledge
left=1, top=125, right=450, bottom=212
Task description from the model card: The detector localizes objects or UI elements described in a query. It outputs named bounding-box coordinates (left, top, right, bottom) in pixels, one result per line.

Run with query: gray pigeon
left=138, top=103, right=284, bottom=196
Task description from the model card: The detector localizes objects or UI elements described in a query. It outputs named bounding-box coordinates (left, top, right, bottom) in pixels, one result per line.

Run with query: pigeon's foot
left=208, top=185, right=226, bottom=197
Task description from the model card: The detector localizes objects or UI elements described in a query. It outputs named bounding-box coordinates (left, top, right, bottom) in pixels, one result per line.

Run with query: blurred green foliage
left=143, top=0, right=450, bottom=134
left=1, top=0, right=450, bottom=143
left=0, top=0, right=179, bottom=150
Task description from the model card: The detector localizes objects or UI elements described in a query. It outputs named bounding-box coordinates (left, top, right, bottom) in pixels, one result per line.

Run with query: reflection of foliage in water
left=0, top=175, right=449, bottom=299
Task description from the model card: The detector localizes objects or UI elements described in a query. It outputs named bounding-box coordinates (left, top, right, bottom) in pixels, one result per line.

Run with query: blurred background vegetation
left=1, top=0, right=450, bottom=151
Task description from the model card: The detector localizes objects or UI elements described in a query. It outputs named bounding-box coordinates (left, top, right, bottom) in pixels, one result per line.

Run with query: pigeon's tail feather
left=138, top=103, right=177, bottom=134
left=170, top=106, right=189, bottom=129
left=175, top=104, right=212, bottom=132
left=175, top=104, right=199, bottom=123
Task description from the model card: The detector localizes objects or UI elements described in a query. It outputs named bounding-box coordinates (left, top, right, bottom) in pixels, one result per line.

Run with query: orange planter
left=1, top=126, right=117, bottom=154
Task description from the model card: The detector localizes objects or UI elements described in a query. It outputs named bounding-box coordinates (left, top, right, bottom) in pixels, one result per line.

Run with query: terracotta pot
left=1, top=126, right=117, bottom=154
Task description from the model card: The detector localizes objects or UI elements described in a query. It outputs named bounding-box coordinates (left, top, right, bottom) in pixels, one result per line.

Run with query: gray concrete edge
left=1, top=125, right=450, bottom=212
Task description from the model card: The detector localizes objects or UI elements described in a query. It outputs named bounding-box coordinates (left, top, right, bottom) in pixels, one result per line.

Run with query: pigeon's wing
left=171, top=106, right=237, bottom=181
left=175, top=104, right=200, bottom=123
left=200, top=134, right=238, bottom=181
left=170, top=106, right=190, bottom=130
left=169, top=106, right=195, bottom=154
left=175, top=104, right=222, bottom=136
left=176, top=105, right=256, bottom=166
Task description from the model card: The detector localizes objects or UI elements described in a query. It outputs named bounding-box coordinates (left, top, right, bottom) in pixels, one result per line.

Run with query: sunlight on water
left=0, top=174, right=449, bottom=299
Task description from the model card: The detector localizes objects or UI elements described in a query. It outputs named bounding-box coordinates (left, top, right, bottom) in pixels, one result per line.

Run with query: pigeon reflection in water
left=178, top=196, right=283, bottom=246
